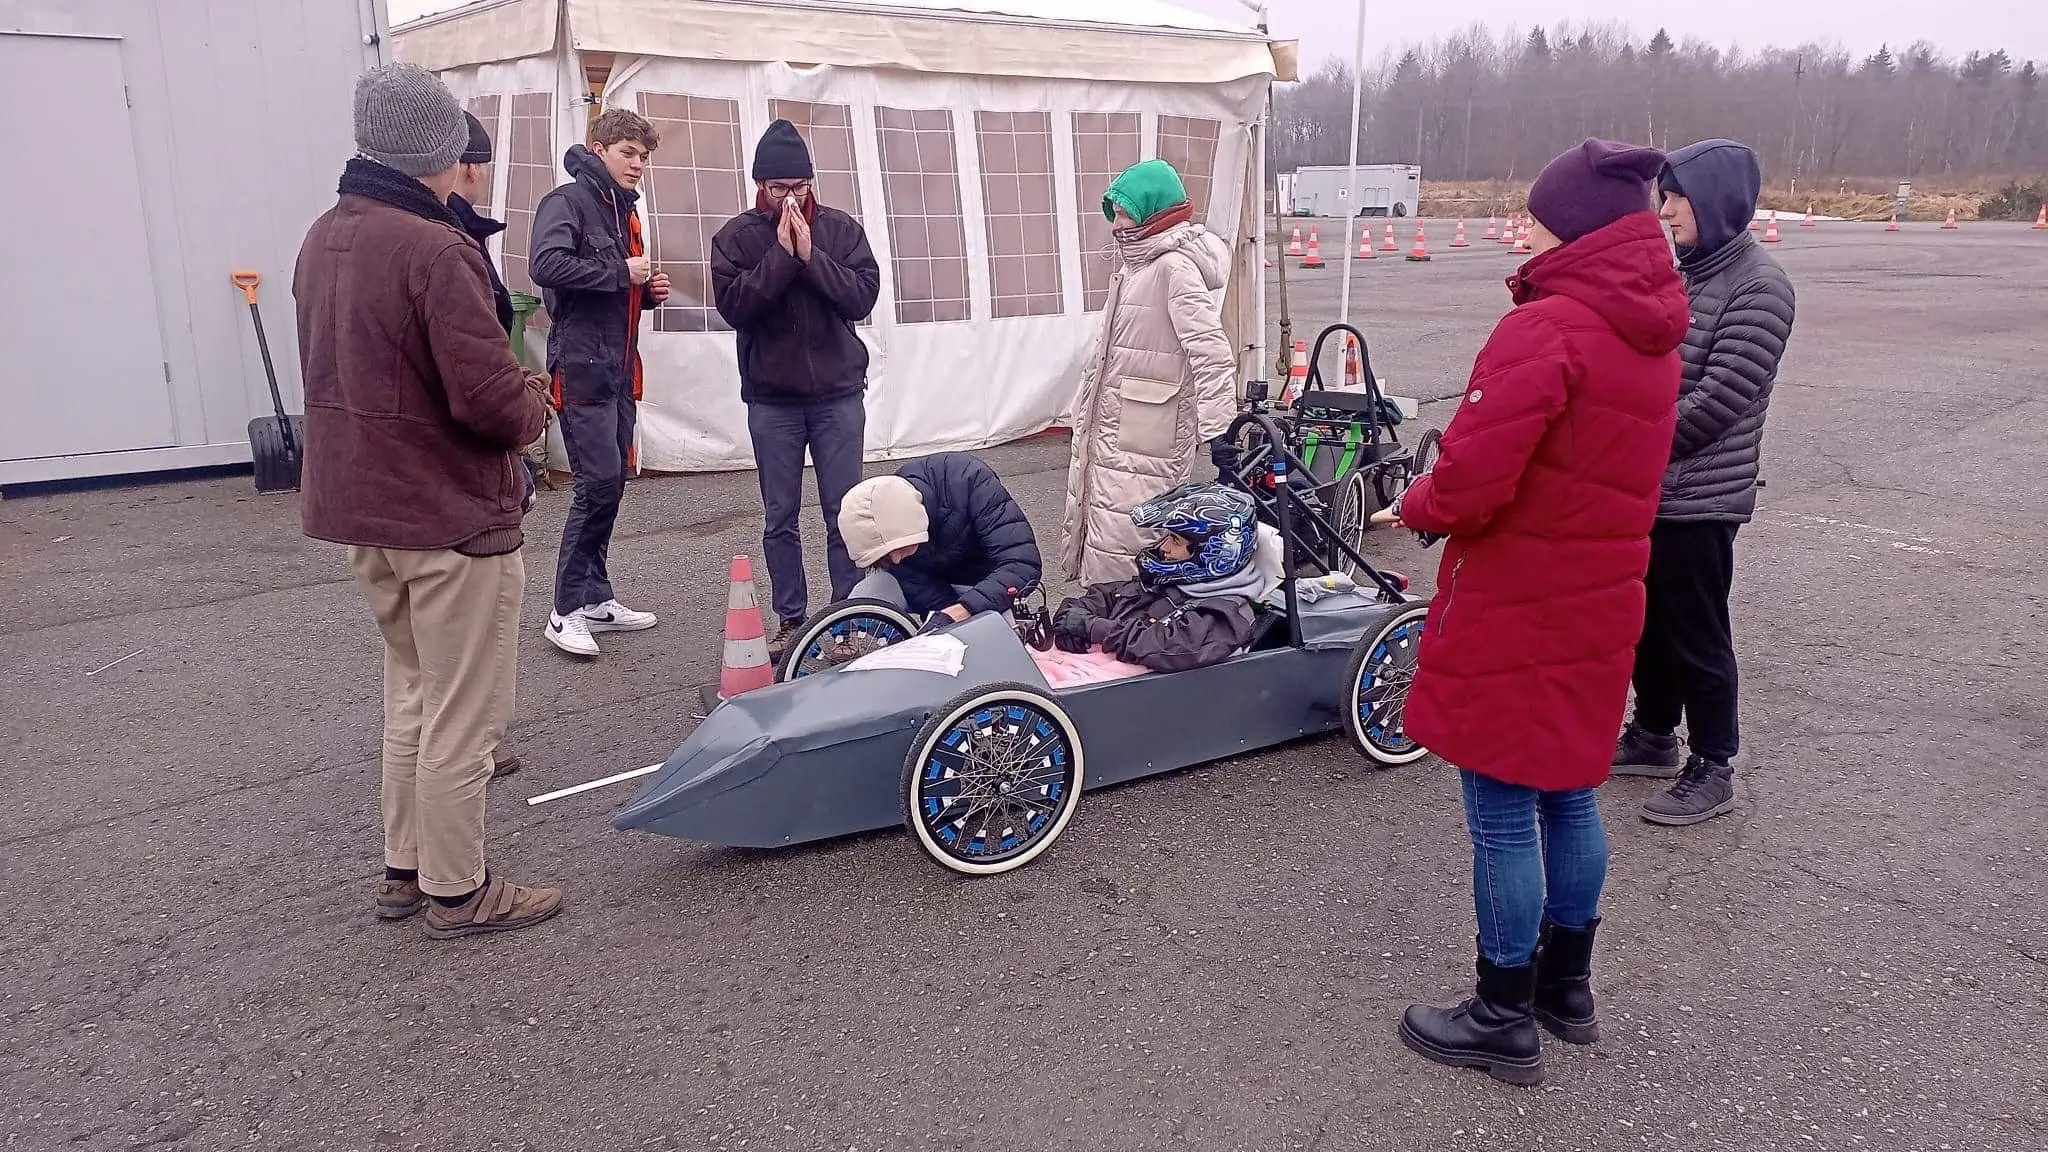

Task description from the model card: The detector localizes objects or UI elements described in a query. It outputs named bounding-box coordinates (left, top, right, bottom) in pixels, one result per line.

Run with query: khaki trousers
left=350, top=546, right=524, bottom=897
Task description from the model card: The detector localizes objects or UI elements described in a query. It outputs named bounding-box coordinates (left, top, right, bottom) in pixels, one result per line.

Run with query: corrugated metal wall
left=0, top=0, right=386, bottom=485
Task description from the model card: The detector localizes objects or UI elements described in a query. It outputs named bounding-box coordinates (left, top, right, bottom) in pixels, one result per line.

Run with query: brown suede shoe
left=376, top=878, right=425, bottom=921
left=422, top=877, right=564, bottom=939
left=492, top=752, right=522, bottom=780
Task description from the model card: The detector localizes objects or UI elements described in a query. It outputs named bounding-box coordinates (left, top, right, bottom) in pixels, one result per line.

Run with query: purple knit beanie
left=1526, top=138, right=1668, bottom=243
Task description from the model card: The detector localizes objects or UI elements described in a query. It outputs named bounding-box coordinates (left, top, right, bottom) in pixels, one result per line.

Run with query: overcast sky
left=1172, top=0, right=2048, bottom=67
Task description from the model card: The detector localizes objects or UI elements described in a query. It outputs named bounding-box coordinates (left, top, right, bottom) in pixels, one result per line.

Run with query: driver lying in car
left=1044, top=482, right=1282, bottom=674
left=835, top=452, right=1043, bottom=641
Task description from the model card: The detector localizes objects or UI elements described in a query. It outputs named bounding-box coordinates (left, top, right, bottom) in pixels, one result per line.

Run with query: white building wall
left=0, top=0, right=388, bottom=486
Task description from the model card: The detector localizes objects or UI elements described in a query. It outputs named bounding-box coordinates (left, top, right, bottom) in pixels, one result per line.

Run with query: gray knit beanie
left=352, top=63, right=468, bottom=177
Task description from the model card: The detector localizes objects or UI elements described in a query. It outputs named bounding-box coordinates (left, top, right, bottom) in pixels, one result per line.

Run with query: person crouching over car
left=1044, top=482, right=1278, bottom=673
left=833, top=452, right=1043, bottom=640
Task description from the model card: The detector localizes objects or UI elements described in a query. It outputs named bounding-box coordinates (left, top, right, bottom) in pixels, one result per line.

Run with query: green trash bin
left=508, top=291, right=542, bottom=370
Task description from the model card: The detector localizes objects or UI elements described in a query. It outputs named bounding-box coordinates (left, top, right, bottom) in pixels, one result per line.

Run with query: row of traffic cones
left=1276, top=334, right=1367, bottom=402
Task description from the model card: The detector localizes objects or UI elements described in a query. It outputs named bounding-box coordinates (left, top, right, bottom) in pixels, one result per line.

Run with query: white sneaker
left=545, top=611, right=600, bottom=657
left=579, top=599, right=658, bottom=633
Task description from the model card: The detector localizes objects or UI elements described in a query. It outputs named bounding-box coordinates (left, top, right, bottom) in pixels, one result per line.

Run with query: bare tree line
left=1274, top=24, right=2047, bottom=186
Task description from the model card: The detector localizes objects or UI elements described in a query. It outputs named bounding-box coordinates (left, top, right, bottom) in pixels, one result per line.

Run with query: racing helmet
left=1131, top=482, right=1258, bottom=586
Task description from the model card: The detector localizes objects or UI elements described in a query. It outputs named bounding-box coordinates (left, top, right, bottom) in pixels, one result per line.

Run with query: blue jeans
left=1459, top=769, right=1609, bottom=967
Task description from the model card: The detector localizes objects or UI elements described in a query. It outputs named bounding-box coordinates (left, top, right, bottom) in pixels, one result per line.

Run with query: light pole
left=1232, top=0, right=1274, bottom=380
left=1337, top=0, right=1369, bottom=328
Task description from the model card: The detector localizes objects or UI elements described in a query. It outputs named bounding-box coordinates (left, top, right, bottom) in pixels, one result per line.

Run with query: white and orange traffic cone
left=2034, top=204, right=2047, bottom=230
left=1283, top=339, right=1309, bottom=403
left=1286, top=226, right=1304, bottom=256
left=1450, top=218, right=1470, bottom=248
left=1512, top=218, right=1531, bottom=254
left=1482, top=213, right=1500, bottom=241
left=1748, top=213, right=1760, bottom=232
left=1761, top=211, right=1782, bottom=243
left=1342, top=334, right=1363, bottom=389
left=718, top=555, right=774, bottom=700
left=1801, top=205, right=1816, bottom=228
left=1381, top=221, right=1398, bottom=251
left=1301, top=226, right=1325, bottom=269
left=1406, top=222, right=1432, bottom=262
left=1941, top=207, right=1959, bottom=230
left=1499, top=214, right=1518, bottom=246
left=1886, top=213, right=1901, bottom=233
left=1357, top=230, right=1376, bottom=259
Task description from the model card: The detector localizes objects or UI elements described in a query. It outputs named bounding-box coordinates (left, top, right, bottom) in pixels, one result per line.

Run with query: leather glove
left=1208, top=436, right=1240, bottom=481
left=1050, top=603, right=1095, bottom=652
left=916, top=611, right=958, bottom=637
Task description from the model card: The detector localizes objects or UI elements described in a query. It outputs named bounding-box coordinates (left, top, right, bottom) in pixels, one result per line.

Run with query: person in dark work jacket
left=531, top=110, right=671, bottom=660
left=1612, top=138, right=1797, bottom=828
left=447, top=112, right=515, bottom=334
left=711, top=120, right=883, bottom=658
left=836, top=453, right=1041, bottom=628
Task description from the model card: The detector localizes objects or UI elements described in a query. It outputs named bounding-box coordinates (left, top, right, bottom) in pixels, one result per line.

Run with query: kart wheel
left=774, top=598, right=918, bottom=682
left=1331, top=470, right=1370, bottom=573
left=901, top=682, right=1086, bottom=876
left=1344, top=603, right=1431, bottom=766
left=1407, top=428, right=1443, bottom=482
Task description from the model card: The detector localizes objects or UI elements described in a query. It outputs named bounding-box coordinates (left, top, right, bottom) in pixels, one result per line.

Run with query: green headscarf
left=1102, top=159, right=1189, bottom=225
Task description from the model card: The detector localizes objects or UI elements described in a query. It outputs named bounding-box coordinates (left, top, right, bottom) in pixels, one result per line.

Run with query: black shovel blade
left=247, top=414, right=306, bottom=493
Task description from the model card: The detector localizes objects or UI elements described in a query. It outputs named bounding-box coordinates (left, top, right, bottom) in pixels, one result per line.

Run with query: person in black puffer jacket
left=713, top=121, right=883, bottom=658
left=1612, top=138, right=1796, bottom=827
left=833, top=453, right=1041, bottom=641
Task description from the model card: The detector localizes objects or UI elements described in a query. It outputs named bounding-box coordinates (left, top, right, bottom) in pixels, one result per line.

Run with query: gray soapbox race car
left=599, top=411, right=1434, bottom=876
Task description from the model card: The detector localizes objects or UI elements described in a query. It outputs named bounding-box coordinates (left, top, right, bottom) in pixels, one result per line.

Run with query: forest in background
left=1273, top=25, right=2048, bottom=216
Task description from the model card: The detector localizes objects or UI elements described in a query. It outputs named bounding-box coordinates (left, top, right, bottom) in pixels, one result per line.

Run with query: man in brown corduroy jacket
left=294, top=62, right=561, bottom=939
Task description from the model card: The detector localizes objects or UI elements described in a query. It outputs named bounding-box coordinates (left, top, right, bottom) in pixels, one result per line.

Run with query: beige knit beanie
left=839, top=476, right=929, bottom=567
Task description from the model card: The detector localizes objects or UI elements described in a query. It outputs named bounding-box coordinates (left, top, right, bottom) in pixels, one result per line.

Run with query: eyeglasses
left=763, top=181, right=811, bottom=199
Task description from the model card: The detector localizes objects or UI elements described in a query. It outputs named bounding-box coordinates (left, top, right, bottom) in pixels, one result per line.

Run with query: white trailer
left=1286, top=163, right=1420, bottom=218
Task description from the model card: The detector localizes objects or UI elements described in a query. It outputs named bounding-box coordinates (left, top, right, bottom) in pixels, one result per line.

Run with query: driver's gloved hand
left=1050, top=603, right=1094, bottom=652
left=916, top=612, right=958, bottom=637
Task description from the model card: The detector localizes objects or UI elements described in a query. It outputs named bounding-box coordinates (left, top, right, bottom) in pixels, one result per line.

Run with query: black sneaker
left=1611, top=723, right=1683, bottom=778
left=765, top=617, right=805, bottom=664
left=1641, top=754, right=1736, bottom=825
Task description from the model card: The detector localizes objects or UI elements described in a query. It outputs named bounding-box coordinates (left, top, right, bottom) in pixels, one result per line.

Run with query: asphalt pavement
left=3, top=219, right=2043, bottom=1151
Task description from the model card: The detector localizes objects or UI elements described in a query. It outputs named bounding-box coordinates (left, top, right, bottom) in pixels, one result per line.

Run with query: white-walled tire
left=901, top=683, right=1086, bottom=876
left=774, top=598, right=919, bottom=683
left=1344, top=603, right=1432, bottom=766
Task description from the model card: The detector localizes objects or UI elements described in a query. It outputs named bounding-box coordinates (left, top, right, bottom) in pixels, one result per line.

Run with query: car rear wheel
left=1344, top=603, right=1432, bottom=766
left=901, top=682, right=1086, bottom=876
left=774, top=598, right=918, bottom=682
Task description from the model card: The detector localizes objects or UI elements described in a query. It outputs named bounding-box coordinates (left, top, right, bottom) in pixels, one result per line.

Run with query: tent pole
left=1337, top=0, right=1369, bottom=329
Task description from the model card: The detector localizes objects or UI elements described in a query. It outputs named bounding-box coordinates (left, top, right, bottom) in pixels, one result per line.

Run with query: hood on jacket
left=1660, top=139, right=1761, bottom=258
left=1513, top=212, right=1690, bottom=357
left=1117, top=222, right=1229, bottom=289
left=447, top=192, right=506, bottom=243
left=563, top=144, right=639, bottom=210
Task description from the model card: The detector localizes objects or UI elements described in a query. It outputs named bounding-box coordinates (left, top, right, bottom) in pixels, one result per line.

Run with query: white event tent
left=392, top=0, right=1296, bottom=473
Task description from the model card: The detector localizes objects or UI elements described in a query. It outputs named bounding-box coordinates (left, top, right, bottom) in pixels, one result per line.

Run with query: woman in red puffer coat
left=1371, top=139, right=1691, bottom=1087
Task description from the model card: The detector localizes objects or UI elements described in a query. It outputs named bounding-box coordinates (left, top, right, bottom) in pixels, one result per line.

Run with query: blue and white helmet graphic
left=1131, top=482, right=1258, bottom=586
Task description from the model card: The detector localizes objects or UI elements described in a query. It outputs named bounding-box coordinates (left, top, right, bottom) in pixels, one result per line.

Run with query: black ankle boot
left=1398, top=955, right=1543, bottom=1085
left=1533, top=918, right=1600, bottom=1044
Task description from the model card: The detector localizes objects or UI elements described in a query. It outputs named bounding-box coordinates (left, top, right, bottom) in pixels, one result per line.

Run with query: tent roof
left=392, top=0, right=1296, bottom=84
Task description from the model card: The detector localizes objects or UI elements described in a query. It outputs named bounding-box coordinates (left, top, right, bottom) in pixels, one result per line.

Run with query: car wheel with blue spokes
left=1344, top=603, right=1432, bottom=766
left=901, top=683, right=1086, bottom=876
left=774, top=598, right=918, bottom=683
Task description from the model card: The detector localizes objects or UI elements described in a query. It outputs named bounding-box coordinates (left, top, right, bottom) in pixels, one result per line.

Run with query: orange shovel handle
left=231, top=270, right=262, bottom=305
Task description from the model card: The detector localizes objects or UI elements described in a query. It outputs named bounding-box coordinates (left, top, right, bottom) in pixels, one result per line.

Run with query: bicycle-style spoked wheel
left=774, top=598, right=918, bottom=682
left=902, top=683, right=1086, bottom=875
left=1344, top=603, right=1432, bottom=765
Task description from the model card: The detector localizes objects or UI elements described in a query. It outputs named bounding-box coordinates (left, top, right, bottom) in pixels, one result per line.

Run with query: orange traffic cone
left=1283, top=339, right=1309, bottom=403
left=2034, top=204, right=2047, bottom=230
left=1301, top=226, right=1325, bottom=269
left=718, top=555, right=773, bottom=699
left=1499, top=214, right=1518, bottom=245
left=1512, top=218, right=1531, bottom=255
left=1886, top=213, right=1901, bottom=232
left=1450, top=218, right=1470, bottom=248
left=1941, top=207, right=1959, bottom=230
left=1381, top=221, right=1398, bottom=251
left=1761, top=211, right=1781, bottom=243
left=1801, top=205, right=1816, bottom=228
left=1342, top=334, right=1363, bottom=389
left=1482, top=214, right=1500, bottom=241
left=1357, top=230, right=1375, bottom=259
left=1748, top=213, right=1760, bottom=232
left=1286, top=226, right=1304, bottom=256
left=1406, top=222, right=1432, bottom=262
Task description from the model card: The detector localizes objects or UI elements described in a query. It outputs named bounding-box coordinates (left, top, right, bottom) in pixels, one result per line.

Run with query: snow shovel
left=232, top=270, right=304, bottom=493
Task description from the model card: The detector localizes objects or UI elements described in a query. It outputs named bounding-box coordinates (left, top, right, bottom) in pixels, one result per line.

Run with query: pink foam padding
left=1028, top=646, right=1153, bottom=689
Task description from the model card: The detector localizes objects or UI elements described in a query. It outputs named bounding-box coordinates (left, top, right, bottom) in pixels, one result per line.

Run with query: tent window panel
left=465, top=94, right=501, bottom=216
left=638, top=91, right=745, bottom=334
left=976, top=110, right=1061, bottom=319
left=502, top=91, right=554, bottom=328
left=1071, top=111, right=1141, bottom=312
left=1156, top=115, right=1221, bottom=220
left=878, top=107, right=971, bottom=325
